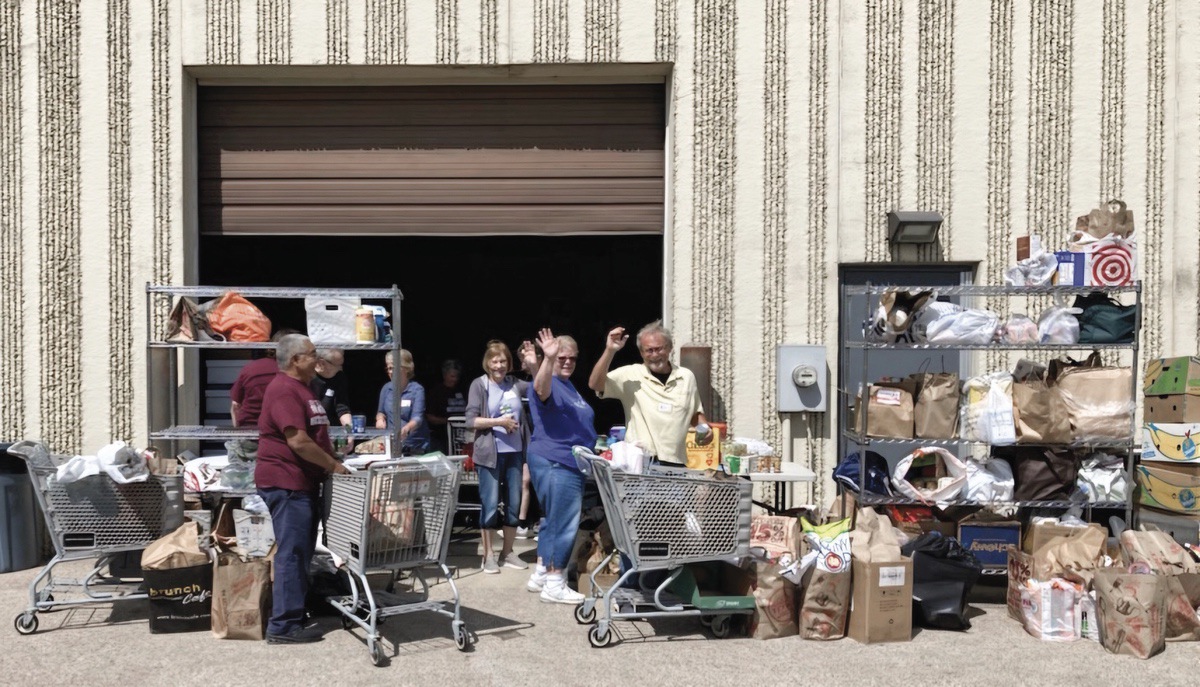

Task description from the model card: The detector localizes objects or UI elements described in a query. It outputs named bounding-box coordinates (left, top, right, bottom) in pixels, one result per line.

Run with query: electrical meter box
left=777, top=345, right=827, bottom=412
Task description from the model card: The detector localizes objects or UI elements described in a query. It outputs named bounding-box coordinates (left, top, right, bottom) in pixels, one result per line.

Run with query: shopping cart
left=572, top=448, right=755, bottom=648
left=324, top=455, right=471, bottom=666
left=8, top=440, right=185, bottom=635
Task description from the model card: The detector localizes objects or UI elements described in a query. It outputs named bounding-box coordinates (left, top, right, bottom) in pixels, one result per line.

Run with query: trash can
left=0, top=442, right=47, bottom=572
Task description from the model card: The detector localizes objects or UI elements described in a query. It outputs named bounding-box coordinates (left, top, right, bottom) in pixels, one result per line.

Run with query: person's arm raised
left=533, top=328, right=559, bottom=402
left=588, top=326, right=628, bottom=392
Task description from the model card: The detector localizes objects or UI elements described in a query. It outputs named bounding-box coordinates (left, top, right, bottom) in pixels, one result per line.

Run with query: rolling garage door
left=198, top=84, right=665, bottom=236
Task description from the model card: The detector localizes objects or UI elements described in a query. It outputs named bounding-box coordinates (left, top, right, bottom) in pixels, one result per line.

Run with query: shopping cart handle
left=571, top=446, right=603, bottom=475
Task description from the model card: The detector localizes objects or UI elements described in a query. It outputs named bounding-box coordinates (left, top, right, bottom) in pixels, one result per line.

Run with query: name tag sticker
left=502, top=390, right=518, bottom=401
left=658, top=402, right=673, bottom=412
left=401, top=399, right=412, bottom=408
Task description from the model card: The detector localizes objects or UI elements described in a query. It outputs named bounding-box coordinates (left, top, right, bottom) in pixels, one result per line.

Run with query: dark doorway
left=199, top=234, right=663, bottom=433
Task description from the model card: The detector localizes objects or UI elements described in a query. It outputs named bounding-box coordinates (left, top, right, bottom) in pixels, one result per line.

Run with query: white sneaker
left=515, top=526, right=532, bottom=539
left=527, top=569, right=547, bottom=592
left=540, top=581, right=585, bottom=605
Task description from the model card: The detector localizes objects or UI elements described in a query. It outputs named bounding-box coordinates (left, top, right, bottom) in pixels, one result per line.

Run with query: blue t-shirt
left=378, top=379, right=432, bottom=452
left=528, top=376, right=595, bottom=466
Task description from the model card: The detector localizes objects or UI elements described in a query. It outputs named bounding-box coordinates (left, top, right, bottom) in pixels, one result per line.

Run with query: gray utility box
left=776, top=345, right=828, bottom=413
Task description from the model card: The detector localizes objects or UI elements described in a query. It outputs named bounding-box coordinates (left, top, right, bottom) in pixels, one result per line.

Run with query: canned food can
left=609, top=426, right=626, bottom=443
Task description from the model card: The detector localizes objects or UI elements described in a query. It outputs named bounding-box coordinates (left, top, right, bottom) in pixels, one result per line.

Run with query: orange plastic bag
left=207, top=291, right=271, bottom=342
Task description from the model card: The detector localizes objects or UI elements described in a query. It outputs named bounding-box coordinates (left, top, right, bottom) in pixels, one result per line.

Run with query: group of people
left=232, top=319, right=707, bottom=643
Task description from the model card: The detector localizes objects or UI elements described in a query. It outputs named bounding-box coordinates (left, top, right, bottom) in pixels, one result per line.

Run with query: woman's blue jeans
left=477, top=451, right=524, bottom=530
left=526, top=452, right=585, bottom=571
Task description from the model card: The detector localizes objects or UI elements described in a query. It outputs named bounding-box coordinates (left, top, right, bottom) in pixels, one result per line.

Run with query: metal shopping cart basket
left=324, top=455, right=471, bottom=666
left=572, top=448, right=755, bottom=648
left=8, top=441, right=184, bottom=635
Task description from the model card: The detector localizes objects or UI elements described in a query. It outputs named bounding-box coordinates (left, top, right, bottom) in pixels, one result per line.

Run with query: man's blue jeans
left=526, top=452, right=585, bottom=571
left=259, top=487, right=318, bottom=636
left=477, top=451, right=525, bottom=530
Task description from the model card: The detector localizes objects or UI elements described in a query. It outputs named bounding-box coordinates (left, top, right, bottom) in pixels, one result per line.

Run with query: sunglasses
left=556, top=355, right=578, bottom=363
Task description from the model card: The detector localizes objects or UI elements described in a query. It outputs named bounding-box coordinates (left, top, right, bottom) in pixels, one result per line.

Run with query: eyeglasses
left=641, top=346, right=668, bottom=355
left=557, top=355, right=578, bottom=363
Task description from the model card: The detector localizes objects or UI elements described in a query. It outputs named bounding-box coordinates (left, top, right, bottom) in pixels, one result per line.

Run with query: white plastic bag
left=1077, top=453, right=1130, bottom=503
left=909, top=299, right=962, bottom=342
left=1005, top=251, right=1059, bottom=286
left=608, top=441, right=646, bottom=474
left=964, top=457, right=1014, bottom=502
left=1000, top=315, right=1040, bottom=344
left=1021, top=578, right=1082, bottom=642
left=1037, top=304, right=1082, bottom=344
left=960, top=372, right=1017, bottom=445
left=305, top=296, right=361, bottom=344
left=925, top=308, right=1000, bottom=345
left=892, top=447, right=969, bottom=503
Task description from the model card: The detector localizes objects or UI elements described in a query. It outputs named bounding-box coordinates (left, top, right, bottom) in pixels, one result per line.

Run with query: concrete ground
left=3, top=534, right=1198, bottom=687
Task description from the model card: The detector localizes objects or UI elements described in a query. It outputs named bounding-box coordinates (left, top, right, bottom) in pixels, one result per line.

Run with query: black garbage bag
left=901, top=530, right=982, bottom=631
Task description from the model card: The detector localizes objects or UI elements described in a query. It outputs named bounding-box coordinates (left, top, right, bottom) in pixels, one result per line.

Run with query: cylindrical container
left=609, top=426, right=626, bottom=443
left=725, top=455, right=742, bottom=475
left=351, top=414, right=367, bottom=434
left=355, top=308, right=376, bottom=342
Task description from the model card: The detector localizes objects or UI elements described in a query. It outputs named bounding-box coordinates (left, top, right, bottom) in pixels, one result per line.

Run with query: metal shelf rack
left=842, top=281, right=1141, bottom=525
left=145, top=283, right=404, bottom=457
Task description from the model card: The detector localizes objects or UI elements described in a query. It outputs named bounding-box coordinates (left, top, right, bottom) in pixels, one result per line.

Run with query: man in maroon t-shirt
left=230, top=328, right=297, bottom=428
left=256, top=333, right=350, bottom=644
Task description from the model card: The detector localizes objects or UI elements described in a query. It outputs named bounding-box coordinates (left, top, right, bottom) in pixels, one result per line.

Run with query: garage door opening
left=198, top=233, right=663, bottom=433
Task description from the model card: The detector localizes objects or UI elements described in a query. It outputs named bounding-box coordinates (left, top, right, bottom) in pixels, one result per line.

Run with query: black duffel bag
left=900, top=531, right=983, bottom=631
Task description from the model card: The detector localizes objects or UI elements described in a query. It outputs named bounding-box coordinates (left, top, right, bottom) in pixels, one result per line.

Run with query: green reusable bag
left=1073, top=293, right=1137, bottom=344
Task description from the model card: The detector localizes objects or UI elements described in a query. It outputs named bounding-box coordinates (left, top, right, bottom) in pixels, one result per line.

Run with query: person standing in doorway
left=375, top=349, right=432, bottom=455
left=426, top=359, right=467, bottom=453
left=255, top=334, right=350, bottom=644
left=311, top=347, right=353, bottom=429
left=588, top=320, right=707, bottom=467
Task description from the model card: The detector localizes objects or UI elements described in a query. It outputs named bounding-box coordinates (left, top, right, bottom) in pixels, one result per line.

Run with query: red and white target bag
left=1071, top=235, right=1136, bottom=287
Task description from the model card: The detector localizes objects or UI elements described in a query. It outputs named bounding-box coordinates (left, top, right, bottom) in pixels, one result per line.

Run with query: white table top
left=744, top=466, right=817, bottom=483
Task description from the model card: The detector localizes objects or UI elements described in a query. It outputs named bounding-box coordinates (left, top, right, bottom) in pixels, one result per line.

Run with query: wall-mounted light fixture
left=887, top=211, right=944, bottom=244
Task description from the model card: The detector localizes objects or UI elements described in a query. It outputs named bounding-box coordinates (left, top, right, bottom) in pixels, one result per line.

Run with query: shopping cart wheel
left=588, top=625, right=613, bottom=648
left=709, top=615, right=731, bottom=639
left=453, top=623, right=470, bottom=651
left=573, top=603, right=596, bottom=625
left=698, top=614, right=713, bottom=628
left=14, top=613, right=38, bottom=636
left=369, top=641, right=385, bottom=667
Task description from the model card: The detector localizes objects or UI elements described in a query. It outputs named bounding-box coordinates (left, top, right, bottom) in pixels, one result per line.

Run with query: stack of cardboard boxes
left=1136, top=356, right=1200, bottom=545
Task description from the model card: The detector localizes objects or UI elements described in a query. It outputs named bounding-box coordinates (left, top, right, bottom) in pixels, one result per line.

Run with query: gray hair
left=636, top=320, right=673, bottom=351
left=316, top=347, right=343, bottom=364
left=277, top=334, right=312, bottom=368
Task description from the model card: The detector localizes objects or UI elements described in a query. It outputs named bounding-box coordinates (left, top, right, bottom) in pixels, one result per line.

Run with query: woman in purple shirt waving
left=525, top=328, right=595, bottom=604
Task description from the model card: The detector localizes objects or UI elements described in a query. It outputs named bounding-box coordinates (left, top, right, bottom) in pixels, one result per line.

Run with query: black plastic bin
left=0, top=442, right=48, bottom=572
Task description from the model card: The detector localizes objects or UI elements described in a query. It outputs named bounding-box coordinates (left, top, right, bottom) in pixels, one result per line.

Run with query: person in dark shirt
left=426, top=359, right=466, bottom=452
left=310, top=347, right=353, bottom=429
left=255, top=334, right=350, bottom=644
left=230, top=328, right=298, bottom=428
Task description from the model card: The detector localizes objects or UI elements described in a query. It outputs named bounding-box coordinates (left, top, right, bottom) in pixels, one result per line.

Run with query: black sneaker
left=267, top=625, right=325, bottom=644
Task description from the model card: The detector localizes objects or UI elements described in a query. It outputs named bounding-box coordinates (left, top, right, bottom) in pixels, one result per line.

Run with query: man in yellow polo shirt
left=588, top=320, right=707, bottom=466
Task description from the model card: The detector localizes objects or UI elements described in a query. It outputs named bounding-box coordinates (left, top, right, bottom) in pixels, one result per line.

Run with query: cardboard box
left=685, top=425, right=722, bottom=471
left=1136, top=463, right=1200, bottom=514
left=848, top=557, right=913, bottom=644
left=1016, top=235, right=1033, bottom=261
left=1144, top=356, right=1200, bottom=397
left=1054, top=251, right=1087, bottom=286
left=1145, top=394, right=1200, bottom=423
left=958, top=520, right=1021, bottom=569
left=1022, top=522, right=1106, bottom=555
left=1141, top=423, right=1200, bottom=462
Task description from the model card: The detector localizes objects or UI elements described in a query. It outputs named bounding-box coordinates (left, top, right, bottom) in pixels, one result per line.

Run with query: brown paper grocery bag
left=750, top=563, right=799, bottom=640
left=1056, top=366, right=1133, bottom=441
left=1012, top=380, right=1071, bottom=444
left=1031, top=526, right=1106, bottom=585
left=857, top=383, right=915, bottom=439
left=799, top=568, right=851, bottom=640
left=1094, top=570, right=1168, bottom=659
left=211, top=552, right=272, bottom=640
left=913, top=373, right=960, bottom=439
left=142, top=521, right=209, bottom=571
left=1119, top=529, right=1200, bottom=575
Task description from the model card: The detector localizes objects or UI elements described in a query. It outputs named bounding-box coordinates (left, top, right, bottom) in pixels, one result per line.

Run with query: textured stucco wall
left=1, top=0, right=1197, bottom=505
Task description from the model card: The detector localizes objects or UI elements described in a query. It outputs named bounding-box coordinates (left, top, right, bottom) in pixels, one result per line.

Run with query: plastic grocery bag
left=960, top=373, right=1017, bottom=445
left=1021, top=578, right=1082, bottom=642
left=892, top=447, right=969, bottom=504
left=1037, top=304, right=1082, bottom=344
left=1005, top=251, right=1059, bottom=286
left=925, top=308, right=1000, bottom=345
left=1076, top=453, right=1129, bottom=503
left=963, top=458, right=1014, bottom=502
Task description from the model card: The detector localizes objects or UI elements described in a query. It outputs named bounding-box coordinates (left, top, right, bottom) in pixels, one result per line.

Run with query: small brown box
left=848, top=557, right=913, bottom=644
left=1145, top=394, right=1200, bottom=423
left=1016, top=235, right=1032, bottom=261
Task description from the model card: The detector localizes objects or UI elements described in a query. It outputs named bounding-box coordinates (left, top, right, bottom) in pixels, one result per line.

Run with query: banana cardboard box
left=1136, top=462, right=1200, bottom=514
left=1142, top=423, right=1200, bottom=463
left=1143, top=356, right=1200, bottom=396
